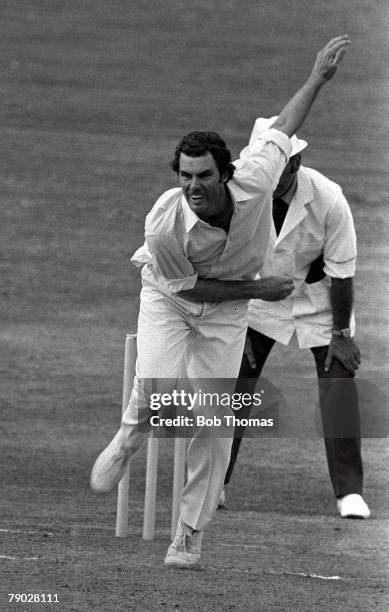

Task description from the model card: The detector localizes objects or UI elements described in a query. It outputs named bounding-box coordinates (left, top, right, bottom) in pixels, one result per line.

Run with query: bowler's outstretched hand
left=312, top=35, right=351, bottom=82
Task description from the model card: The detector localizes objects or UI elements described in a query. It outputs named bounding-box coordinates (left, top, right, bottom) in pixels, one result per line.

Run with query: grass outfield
left=1, top=1, right=388, bottom=610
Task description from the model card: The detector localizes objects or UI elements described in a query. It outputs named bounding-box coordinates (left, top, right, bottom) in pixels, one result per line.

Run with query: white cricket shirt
left=131, top=129, right=291, bottom=295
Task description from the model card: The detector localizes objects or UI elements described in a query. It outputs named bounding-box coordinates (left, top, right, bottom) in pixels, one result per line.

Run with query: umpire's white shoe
left=164, top=520, right=203, bottom=569
left=337, top=494, right=371, bottom=519
left=90, top=432, right=129, bottom=494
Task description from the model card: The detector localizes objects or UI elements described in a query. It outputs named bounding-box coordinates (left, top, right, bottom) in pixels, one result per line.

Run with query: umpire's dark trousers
left=224, top=327, right=363, bottom=498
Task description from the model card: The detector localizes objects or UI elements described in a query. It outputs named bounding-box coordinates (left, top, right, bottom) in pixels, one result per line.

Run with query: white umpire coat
left=248, top=165, right=357, bottom=348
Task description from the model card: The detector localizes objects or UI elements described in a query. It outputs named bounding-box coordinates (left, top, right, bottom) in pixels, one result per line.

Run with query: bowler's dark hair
left=170, top=131, right=235, bottom=182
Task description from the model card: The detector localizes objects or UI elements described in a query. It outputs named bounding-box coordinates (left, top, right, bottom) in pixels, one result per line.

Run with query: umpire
left=222, top=117, right=370, bottom=519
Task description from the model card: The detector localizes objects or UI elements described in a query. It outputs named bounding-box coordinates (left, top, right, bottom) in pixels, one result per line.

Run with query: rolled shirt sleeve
left=130, top=188, right=199, bottom=294
left=235, top=128, right=292, bottom=193
left=323, top=193, right=357, bottom=278
left=146, top=233, right=198, bottom=293
left=130, top=243, right=152, bottom=267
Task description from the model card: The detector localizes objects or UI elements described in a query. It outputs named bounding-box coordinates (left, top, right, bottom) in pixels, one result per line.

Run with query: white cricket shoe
left=164, top=520, right=203, bottom=569
left=337, top=494, right=371, bottom=519
left=90, top=431, right=129, bottom=494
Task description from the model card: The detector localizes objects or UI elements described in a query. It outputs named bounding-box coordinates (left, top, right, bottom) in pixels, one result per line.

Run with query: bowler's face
left=178, top=152, right=227, bottom=221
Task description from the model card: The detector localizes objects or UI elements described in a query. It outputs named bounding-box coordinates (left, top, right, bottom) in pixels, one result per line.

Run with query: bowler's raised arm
left=272, top=35, right=350, bottom=137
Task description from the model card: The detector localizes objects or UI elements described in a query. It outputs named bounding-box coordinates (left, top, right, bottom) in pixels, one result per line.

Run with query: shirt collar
left=180, top=177, right=256, bottom=233
left=276, top=167, right=314, bottom=207
left=276, top=177, right=297, bottom=206
left=289, top=167, right=314, bottom=207
left=181, top=194, right=203, bottom=231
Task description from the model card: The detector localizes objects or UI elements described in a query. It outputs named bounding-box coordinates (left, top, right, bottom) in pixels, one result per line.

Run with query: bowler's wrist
left=307, top=72, right=327, bottom=88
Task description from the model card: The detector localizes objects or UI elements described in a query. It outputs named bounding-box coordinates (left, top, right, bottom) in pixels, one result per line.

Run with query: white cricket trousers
left=118, top=282, right=248, bottom=531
